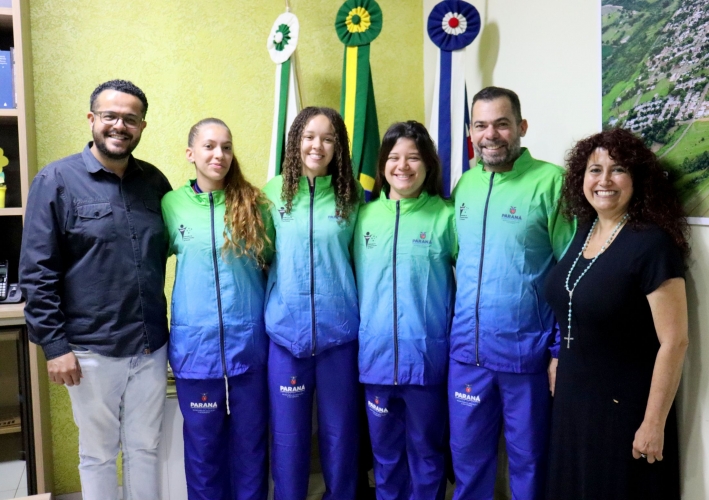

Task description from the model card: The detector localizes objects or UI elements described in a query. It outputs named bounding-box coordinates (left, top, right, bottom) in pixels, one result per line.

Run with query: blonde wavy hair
left=188, top=118, right=271, bottom=267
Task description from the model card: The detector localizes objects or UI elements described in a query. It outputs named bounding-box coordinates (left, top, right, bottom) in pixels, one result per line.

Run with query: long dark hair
left=279, top=107, right=359, bottom=222
left=372, top=121, right=444, bottom=199
left=562, top=127, right=689, bottom=257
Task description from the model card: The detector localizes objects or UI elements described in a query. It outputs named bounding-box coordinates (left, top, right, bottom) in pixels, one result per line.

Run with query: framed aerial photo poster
left=602, top=0, right=709, bottom=224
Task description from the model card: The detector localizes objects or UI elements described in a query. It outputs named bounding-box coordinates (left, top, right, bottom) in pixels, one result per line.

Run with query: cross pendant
left=564, top=333, right=574, bottom=348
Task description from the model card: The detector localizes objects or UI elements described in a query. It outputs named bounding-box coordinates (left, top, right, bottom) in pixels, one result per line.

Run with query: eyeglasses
left=92, top=111, right=144, bottom=129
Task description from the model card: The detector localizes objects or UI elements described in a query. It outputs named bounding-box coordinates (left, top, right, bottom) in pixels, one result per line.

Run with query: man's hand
left=548, top=357, right=558, bottom=397
left=47, top=352, right=82, bottom=386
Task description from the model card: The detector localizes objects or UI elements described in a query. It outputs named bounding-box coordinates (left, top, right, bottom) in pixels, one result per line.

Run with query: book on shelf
left=0, top=49, right=14, bottom=109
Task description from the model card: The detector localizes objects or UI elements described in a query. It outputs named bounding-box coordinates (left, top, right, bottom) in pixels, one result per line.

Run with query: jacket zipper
left=475, top=173, right=495, bottom=366
left=392, top=200, right=400, bottom=385
left=309, top=182, right=316, bottom=356
left=209, top=193, right=228, bottom=378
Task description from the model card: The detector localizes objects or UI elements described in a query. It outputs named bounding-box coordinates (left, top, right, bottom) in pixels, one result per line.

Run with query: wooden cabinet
left=0, top=0, right=37, bottom=267
left=0, top=315, right=52, bottom=496
left=0, top=0, right=52, bottom=495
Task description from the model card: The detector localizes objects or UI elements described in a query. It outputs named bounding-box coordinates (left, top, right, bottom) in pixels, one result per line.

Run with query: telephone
left=0, top=260, right=21, bottom=304
left=0, top=260, right=7, bottom=301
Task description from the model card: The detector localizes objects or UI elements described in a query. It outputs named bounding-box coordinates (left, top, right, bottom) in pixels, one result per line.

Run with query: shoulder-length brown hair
left=279, top=106, right=359, bottom=222
left=562, top=127, right=689, bottom=257
left=188, top=118, right=271, bottom=267
left=372, top=121, right=444, bottom=199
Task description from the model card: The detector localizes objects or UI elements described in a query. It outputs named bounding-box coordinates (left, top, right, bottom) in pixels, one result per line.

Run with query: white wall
left=423, top=0, right=601, bottom=166
left=420, top=2, right=709, bottom=498
left=680, top=224, right=709, bottom=499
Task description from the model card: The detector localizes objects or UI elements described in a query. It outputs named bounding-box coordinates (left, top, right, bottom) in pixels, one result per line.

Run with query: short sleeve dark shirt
left=544, top=222, right=685, bottom=399
left=19, top=143, right=172, bottom=359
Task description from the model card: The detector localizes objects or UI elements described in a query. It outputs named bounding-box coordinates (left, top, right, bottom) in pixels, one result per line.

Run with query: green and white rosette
left=336, top=0, right=383, bottom=199
left=267, top=11, right=302, bottom=179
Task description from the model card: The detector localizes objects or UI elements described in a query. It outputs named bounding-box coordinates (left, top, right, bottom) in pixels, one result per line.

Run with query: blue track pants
left=268, top=340, right=359, bottom=500
left=365, top=384, right=447, bottom=500
left=448, top=360, right=550, bottom=500
left=175, top=370, right=268, bottom=500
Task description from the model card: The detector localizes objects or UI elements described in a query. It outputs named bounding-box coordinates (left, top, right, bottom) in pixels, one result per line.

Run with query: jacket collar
left=183, top=180, right=226, bottom=206
left=298, top=175, right=332, bottom=196
left=473, top=147, right=534, bottom=183
left=376, top=190, right=431, bottom=214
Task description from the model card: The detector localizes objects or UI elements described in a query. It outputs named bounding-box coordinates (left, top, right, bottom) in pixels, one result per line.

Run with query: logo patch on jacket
left=178, top=224, right=194, bottom=241
left=280, top=376, right=306, bottom=398
left=459, top=203, right=469, bottom=220
left=412, top=231, right=432, bottom=246
left=454, top=385, right=481, bottom=407
left=364, top=231, right=377, bottom=249
left=368, top=398, right=389, bottom=417
left=191, top=393, right=218, bottom=413
left=277, top=207, right=294, bottom=222
left=501, top=206, right=522, bottom=223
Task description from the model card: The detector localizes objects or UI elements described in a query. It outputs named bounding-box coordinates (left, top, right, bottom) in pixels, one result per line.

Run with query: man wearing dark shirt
left=19, top=79, right=171, bottom=500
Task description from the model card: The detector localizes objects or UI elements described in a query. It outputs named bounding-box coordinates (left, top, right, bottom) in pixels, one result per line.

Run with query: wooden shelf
left=0, top=405, right=21, bottom=435
left=0, top=329, right=19, bottom=341
left=0, top=302, right=24, bottom=324
left=0, top=423, right=20, bottom=435
left=0, top=108, right=18, bottom=124
left=0, top=8, right=11, bottom=30
left=0, top=207, right=23, bottom=216
left=2, top=0, right=51, bottom=493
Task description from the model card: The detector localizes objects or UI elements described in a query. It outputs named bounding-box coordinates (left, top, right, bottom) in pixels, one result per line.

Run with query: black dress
left=544, top=223, right=684, bottom=500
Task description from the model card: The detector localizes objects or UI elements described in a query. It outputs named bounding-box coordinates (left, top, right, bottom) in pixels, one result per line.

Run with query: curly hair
left=562, top=127, right=689, bottom=257
left=188, top=118, right=271, bottom=267
left=373, top=121, right=444, bottom=199
left=279, top=107, right=359, bottom=222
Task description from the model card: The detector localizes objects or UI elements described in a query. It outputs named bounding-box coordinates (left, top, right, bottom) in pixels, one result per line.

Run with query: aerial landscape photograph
left=602, top=0, right=709, bottom=217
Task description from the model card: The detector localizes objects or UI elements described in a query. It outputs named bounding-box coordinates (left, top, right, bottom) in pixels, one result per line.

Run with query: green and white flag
left=267, top=11, right=302, bottom=179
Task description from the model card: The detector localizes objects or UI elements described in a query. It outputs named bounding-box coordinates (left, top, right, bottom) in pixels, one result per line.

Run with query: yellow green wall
left=29, top=0, right=423, bottom=494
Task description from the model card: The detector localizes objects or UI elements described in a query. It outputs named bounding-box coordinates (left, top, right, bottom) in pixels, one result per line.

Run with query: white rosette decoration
left=428, top=0, right=481, bottom=196
left=267, top=11, right=302, bottom=178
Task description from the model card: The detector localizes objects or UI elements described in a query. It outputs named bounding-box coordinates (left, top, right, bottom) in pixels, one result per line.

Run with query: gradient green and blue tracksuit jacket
left=354, top=191, right=457, bottom=386
left=451, top=149, right=576, bottom=373
left=162, top=181, right=273, bottom=379
left=263, top=175, right=361, bottom=358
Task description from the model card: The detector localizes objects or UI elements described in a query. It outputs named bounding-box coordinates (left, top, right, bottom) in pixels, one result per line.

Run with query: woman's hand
left=548, top=357, right=558, bottom=396
left=632, top=420, right=665, bottom=463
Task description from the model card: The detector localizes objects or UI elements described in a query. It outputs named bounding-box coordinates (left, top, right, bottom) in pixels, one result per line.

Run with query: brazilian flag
left=336, top=0, right=383, bottom=201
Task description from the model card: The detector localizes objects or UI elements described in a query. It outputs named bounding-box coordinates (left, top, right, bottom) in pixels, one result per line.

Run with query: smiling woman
left=355, top=120, right=455, bottom=498
left=582, top=148, right=633, bottom=226
left=544, top=128, right=690, bottom=500
left=161, top=117, right=272, bottom=499
left=261, top=106, right=362, bottom=498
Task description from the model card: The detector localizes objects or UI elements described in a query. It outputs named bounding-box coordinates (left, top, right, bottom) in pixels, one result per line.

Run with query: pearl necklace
left=563, top=214, right=629, bottom=348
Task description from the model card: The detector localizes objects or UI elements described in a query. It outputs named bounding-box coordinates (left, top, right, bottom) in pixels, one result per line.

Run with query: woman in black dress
left=544, top=128, right=689, bottom=499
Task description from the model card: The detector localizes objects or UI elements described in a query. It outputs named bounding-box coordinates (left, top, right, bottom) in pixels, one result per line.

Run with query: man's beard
left=474, top=136, right=522, bottom=168
left=93, top=130, right=139, bottom=160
